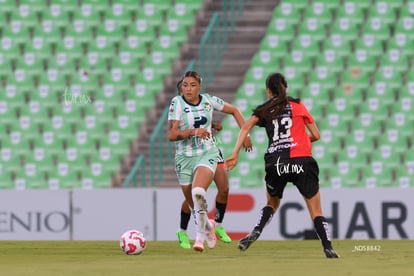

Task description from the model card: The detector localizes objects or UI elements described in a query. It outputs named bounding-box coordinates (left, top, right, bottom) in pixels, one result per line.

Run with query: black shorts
left=264, top=155, right=319, bottom=199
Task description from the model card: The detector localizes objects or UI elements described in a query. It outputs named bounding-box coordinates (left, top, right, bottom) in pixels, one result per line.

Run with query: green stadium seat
left=87, top=154, right=119, bottom=188
left=2, top=126, right=26, bottom=146
left=340, top=64, right=371, bottom=95
left=282, top=67, right=306, bottom=95
left=386, top=35, right=413, bottom=59
left=29, top=82, right=57, bottom=109
left=134, top=68, right=164, bottom=95
left=101, top=70, right=132, bottom=98
left=0, top=99, right=17, bottom=128
left=364, top=161, right=396, bottom=188
left=374, top=66, right=403, bottom=90
left=385, top=115, right=413, bottom=142
left=314, top=49, right=344, bottom=73
left=271, top=2, right=302, bottom=27
left=41, top=4, right=71, bottom=29
left=107, top=119, right=138, bottom=147
left=0, top=0, right=16, bottom=16
left=290, top=34, right=320, bottom=59
left=71, top=2, right=104, bottom=30
left=88, top=35, right=117, bottom=60
left=10, top=4, right=39, bottom=28
left=367, top=1, right=397, bottom=26
left=392, top=95, right=413, bottom=121
left=335, top=3, right=365, bottom=26
left=0, top=145, right=22, bottom=176
left=103, top=4, right=133, bottom=29
left=24, top=37, right=52, bottom=67
left=25, top=144, right=56, bottom=176
left=266, top=18, right=296, bottom=43
left=370, top=145, right=401, bottom=171
left=15, top=54, right=45, bottom=79
left=259, top=34, right=289, bottom=60
left=158, top=20, right=188, bottom=46
left=166, top=3, right=197, bottom=27
left=319, top=128, right=343, bottom=155
left=381, top=0, right=405, bottom=10
left=328, top=161, right=361, bottom=188
left=361, top=17, right=391, bottom=42
left=150, top=35, right=180, bottom=62
left=307, top=65, right=338, bottom=91
left=328, top=18, right=359, bottom=47
left=32, top=19, right=62, bottom=49
left=69, top=130, right=98, bottom=160
left=110, top=54, right=139, bottom=80
left=49, top=163, right=83, bottom=189
left=378, top=49, right=408, bottom=73
left=338, top=144, right=368, bottom=169
left=395, top=166, right=413, bottom=188
left=0, top=169, right=14, bottom=189
left=64, top=23, right=94, bottom=46
left=49, top=0, right=78, bottom=15
left=353, top=33, right=384, bottom=57
left=127, top=19, right=156, bottom=46
left=95, top=19, right=125, bottom=46
left=138, top=2, right=166, bottom=28
left=313, top=144, right=336, bottom=173
left=20, top=100, right=49, bottom=128
left=115, top=98, right=146, bottom=127
left=322, top=33, right=351, bottom=58
left=394, top=15, right=414, bottom=42
left=81, top=0, right=108, bottom=12
left=283, top=51, right=314, bottom=75
left=118, top=37, right=147, bottom=64
left=346, top=48, right=378, bottom=76
left=33, top=132, right=63, bottom=156
left=297, top=18, right=327, bottom=42
left=53, top=39, right=84, bottom=66
left=304, top=1, right=334, bottom=26
left=174, top=0, right=203, bottom=13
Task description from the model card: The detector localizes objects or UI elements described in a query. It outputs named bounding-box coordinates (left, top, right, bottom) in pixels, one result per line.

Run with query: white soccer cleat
left=206, top=219, right=217, bottom=249
left=193, top=239, right=204, bottom=252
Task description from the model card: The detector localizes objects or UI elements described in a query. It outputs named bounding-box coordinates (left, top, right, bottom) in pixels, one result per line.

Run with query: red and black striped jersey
left=253, top=97, right=314, bottom=159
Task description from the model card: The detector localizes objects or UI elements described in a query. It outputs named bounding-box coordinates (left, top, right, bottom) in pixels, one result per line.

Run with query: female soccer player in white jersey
left=175, top=78, right=233, bottom=249
left=168, top=71, right=252, bottom=252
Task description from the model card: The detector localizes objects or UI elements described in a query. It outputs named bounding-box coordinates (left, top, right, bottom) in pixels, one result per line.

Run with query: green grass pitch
left=0, top=240, right=413, bottom=276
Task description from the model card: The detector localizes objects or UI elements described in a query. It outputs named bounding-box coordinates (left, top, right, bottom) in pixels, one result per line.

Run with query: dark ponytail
left=254, top=73, right=288, bottom=120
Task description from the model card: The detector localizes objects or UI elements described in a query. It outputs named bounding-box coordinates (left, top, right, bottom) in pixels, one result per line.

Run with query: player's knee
left=192, top=187, right=206, bottom=199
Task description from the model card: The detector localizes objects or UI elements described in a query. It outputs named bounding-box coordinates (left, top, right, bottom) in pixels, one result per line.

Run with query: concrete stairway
left=116, top=0, right=279, bottom=188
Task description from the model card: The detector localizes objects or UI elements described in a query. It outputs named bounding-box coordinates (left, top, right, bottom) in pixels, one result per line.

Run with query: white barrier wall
left=0, top=188, right=413, bottom=240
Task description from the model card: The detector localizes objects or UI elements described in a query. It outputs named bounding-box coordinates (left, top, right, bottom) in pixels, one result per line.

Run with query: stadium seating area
left=220, top=0, right=414, bottom=189
left=0, top=0, right=202, bottom=189
left=1, top=0, right=413, bottom=189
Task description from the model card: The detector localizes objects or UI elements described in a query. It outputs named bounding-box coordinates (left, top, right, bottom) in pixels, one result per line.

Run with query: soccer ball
left=120, top=230, right=147, bottom=255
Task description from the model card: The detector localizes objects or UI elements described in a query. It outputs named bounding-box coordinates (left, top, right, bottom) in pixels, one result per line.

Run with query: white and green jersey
left=168, top=94, right=224, bottom=157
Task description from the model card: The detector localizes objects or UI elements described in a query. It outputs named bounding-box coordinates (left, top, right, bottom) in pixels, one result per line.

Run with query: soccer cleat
left=176, top=230, right=191, bottom=249
left=238, top=230, right=261, bottom=251
left=324, top=247, right=340, bottom=258
left=205, top=219, right=217, bottom=249
left=193, top=239, right=204, bottom=252
left=215, top=225, right=232, bottom=243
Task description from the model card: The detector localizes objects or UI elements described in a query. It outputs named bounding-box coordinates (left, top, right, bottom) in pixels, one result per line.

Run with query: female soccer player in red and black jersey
left=225, top=72, right=339, bottom=258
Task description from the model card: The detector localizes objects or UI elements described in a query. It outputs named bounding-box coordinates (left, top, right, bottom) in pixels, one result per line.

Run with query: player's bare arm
left=168, top=120, right=211, bottom=141
left=306, top=122, right=320, bottom=142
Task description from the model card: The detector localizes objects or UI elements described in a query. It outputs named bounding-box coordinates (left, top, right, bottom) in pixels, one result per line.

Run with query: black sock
left=313, top=216, right=332, bottom=249
left=215, top=201, right=227, bottom=223
left=180, top=211, right=191, bottom=231
left=253, top=206, right=274, bottom=233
